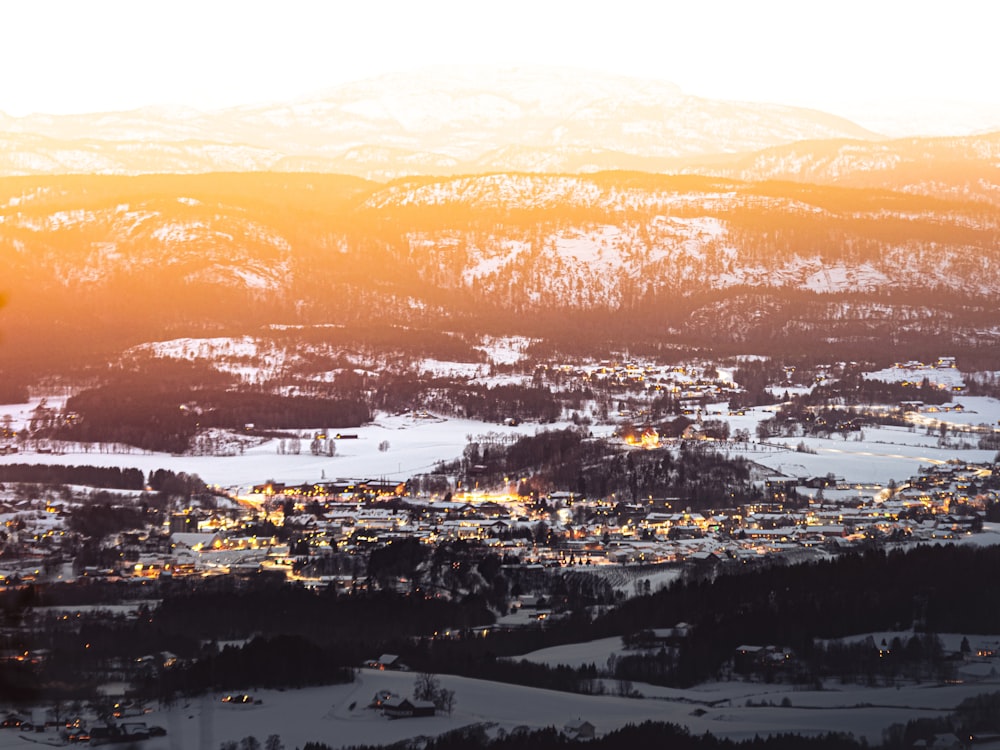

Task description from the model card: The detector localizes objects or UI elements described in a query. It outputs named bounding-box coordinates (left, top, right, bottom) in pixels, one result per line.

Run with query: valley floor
left=3, top=397, right=999, bottom=491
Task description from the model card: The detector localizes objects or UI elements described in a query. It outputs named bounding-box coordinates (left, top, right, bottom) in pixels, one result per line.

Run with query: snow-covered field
left=516, top=635, right=627, bottom=669
left=735, top=437, right=996, bottom=486
left=864, top=363, right=966, bottom=390
left=3, top=669, right=996, bottom=749
left=3, top=393, right=1000, bottom=492
left=723, top=401, right=1000, bottom=484
left=0, top=409, right=577, bottom=493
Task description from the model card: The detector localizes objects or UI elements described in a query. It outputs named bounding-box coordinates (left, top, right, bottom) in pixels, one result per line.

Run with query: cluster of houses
left=0, top=707, right=164, bottom=744
left=542, top=360, right=741, bottom=414
left=731, top=630, right=1000, bottom=686
left=1, top=456, right=995, bottom=596
left=881, top=357, right=966, bottom=394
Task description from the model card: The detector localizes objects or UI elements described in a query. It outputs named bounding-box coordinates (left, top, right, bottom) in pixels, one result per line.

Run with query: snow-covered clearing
left=723, top=403, right=998, bottom=484
left=735, top=438, right=996, bottom=486
left=416, top=359, right=487, bottom=379
left=475, top=335, right=535, bottom=365
left=516, top=636, right=627, bottom=669
left=865, top=363, right=965, bottom=389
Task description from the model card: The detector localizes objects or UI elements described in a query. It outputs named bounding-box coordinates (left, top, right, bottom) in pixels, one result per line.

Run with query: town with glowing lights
left=3, top=354, right=1000, bottom=596
left=5, top=32, right=1000, bottom=746
left=3, top=347, right=1000, bottom=748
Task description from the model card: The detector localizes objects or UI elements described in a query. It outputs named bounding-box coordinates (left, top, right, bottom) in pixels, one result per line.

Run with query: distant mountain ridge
left=0, top=67, right=881, bottom=179
left=678, top=132, right=1000, bottom=205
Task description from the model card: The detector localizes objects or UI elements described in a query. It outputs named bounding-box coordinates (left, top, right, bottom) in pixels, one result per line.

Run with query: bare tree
left=413, top=672, right=455, bottom=714
left=438, top=688, right=456, bottom=715
left=413, top=672, right=439, bottom=702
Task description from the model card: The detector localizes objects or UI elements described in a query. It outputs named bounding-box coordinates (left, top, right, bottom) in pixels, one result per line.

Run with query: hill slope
left=1, top=166, right=998, bottom=376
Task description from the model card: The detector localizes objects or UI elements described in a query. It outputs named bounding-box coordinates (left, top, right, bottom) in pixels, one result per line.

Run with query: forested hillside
left=1, top=164, right=999, bottom=388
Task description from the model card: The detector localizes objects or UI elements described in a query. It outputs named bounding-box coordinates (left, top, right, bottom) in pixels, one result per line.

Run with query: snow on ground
left=0, top=396, right=68, bottom=431
left=475, top=335, right=535, bottom=365
left=732, top=438, right=996, bottom=485
left=460, top=238, right=529, bottom=285
left=864, top=362, right=965, bottom=389
left=583, top=564, right=685, bottom=596
left=3, top=670, right=994, bottom=749
left=919, top=395, right=1000, bottom=429
left=416, top=359, right=488, bottom=379
left=951, top=521, right=1000, bottom=547
left=516, top=636, right=627, bottom=669
left=0, top=412, right=575, bottom=493
left=3, top=371, right=998, bottom=494
left=127, top=336, right=287, bottom=381
left=722, top=405, right=997, bottom=484
left=818, top=630, right=1000, bottom=654
left=552, top=225, right=624, bottom=273
left=802, top=262, right=889, bottom=293
left=468, top=372, right=533, bottom=388
left=2, top=395, right=994, bottom=493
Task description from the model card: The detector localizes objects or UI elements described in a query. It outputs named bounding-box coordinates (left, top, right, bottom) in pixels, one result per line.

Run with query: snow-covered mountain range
left=2, top=69, right=998, bottom=371
left=0, top=67, right=880, bottom=179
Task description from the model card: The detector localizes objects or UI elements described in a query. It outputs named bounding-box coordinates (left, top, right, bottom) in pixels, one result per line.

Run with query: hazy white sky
left=4, top=0, right=998, bottom=133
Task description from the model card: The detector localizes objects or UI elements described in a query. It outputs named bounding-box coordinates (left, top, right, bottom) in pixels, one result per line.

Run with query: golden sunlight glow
left=1, top=1, right=997, bottom=135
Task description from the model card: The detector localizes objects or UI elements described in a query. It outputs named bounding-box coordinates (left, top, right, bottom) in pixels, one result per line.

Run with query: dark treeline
left=17, top=354, right=372, bottom=453
left=2, top=616, right=353, bottom=704
left=449, top=383, right=563, bottom=423
left=8, top=545, right=1000, bottom=704
left=966, top=372, right=1000, bottom=399
left=66, top=503, right=155, bottom=540
left=812, top=632, right=951, bottom=686
left=366, top=376, right=569, bottom=424
left=735, top=359, right=955, bottom=413
left=451, top=426, right=758, bottom=507
left=0, top=463, right=145, bottom=490
left=0, top=580, right=150, bottom=611
left=883, top=691, right=1000, bottom=748
left=57, top=385, right=370, bottom=453
left=0, top=580, right=493, bottom=703
left=763, top=404, right=902, bottom=438
left=506, top=288, right=1000, bottom=368
left=319, top=721, right=865, bottom=750
left=599, top=442, right=754, bottom=508
left=730, top=358, right=787, bottom=408
left=375, top=545, right=1000, bottom=691
left=142, top=634, right=355, bottom=698
left=153, top=583, right=495, bottom=651
left=440, top=429, right=581, bottom=493
left=591, top=545, right=1000, bottom=686
left=0, top=376, right=29, bottom=404
left=275, top=324, right=486, bottom=367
